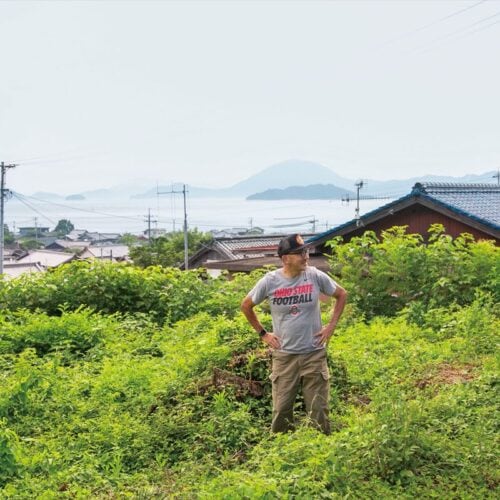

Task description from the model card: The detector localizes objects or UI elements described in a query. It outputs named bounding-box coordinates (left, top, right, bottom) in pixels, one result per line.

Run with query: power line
left=383, top=0, right=488, bottom=46
left=411, top=10, right=500, bottom=54
left=11, top=193, right=56, bottom=226
left=14, top=192, right=144, bottom=222
left=10, top=150, right=105, bottom=166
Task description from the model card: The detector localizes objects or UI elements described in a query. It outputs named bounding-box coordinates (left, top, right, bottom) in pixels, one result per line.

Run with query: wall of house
left=318, top=204, right=497, bottom=251
left=369, top=205, right=495, bottom=241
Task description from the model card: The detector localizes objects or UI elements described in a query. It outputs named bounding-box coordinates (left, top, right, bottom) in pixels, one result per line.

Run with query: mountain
left=28, top=160, right=497, bottom=200
left=229, top=160, right=353, bottom=194
left=362, top=171, right=498, bottom=197
left=245, top=167, right=498, bottom=200
left=134, top=160, right=353, bottom=199
left=248, top=184, right=355, bottom=200
left=30, top=191, right=65, bottom=201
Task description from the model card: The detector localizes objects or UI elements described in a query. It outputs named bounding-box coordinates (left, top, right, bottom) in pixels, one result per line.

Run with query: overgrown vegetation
left=0, top=226, right=498, bottom=497
left=129, top=228, right=213, bottom=268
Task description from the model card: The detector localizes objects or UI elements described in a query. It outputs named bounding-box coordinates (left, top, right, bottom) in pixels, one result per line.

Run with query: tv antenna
left=355, top=180, right=364, bottom=226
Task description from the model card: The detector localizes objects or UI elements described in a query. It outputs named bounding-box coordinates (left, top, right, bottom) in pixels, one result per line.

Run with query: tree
left=129, top=229, right=212, bottom=268
left=3, top=224, right=14, bottom=244
left=54, top=219, right=75, bottom=236
left=119, top=233, right=139, bottom=246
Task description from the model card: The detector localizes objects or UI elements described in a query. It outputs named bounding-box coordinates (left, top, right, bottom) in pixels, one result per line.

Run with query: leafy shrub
left=0, top=420, right=19, bottom=486
left=0, top=308, right=109, bottom=357
left=327, top=225, right=499, bottom=319
left=0, top=261, right=267, bottom=326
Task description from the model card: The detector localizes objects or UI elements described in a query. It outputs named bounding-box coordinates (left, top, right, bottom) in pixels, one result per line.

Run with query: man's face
left=283, top=248, right=309, bottom=271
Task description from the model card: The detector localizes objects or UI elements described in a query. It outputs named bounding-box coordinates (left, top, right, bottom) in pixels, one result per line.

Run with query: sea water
left=5, top=196, right=392, bottom=235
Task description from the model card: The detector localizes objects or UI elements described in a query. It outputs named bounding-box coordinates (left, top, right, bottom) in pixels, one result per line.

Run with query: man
left=241, top=234, right=347, bottom=434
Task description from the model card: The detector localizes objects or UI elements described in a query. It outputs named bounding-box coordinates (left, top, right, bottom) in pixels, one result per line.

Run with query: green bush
left=0, top=233, right=498, bottom=497
left=326, top=225, right=499, bottom=319
left=0, top=261, right=267, bottom=326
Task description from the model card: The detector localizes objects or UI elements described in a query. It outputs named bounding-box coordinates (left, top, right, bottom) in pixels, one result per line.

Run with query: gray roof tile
left=414, top=182, right=500, bottom=228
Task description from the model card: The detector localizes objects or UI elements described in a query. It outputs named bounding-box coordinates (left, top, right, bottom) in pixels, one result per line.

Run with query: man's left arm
left=314, top=285, right=348, bottom=346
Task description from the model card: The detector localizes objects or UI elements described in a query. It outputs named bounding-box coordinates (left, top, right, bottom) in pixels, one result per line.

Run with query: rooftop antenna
left=355, top=180, right=364, bottom=226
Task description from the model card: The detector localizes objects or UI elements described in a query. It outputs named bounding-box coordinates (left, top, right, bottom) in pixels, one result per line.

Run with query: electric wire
left=410, top=10, right=500, bottom=54
left=383, top=0, right=488, bottom=46
left=14, top=192, right=145, bottom=222
left=11, top=193, right=57, bottom=226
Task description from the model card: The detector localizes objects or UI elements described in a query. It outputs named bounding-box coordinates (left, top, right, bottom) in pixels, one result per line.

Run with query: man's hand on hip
left=262, top=332, right=281, bottom=349
left=314, top=325, right=336, bottom=346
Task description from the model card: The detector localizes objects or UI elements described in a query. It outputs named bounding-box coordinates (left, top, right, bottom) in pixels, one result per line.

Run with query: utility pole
left=311, top=217, right=318, bottom=233
left=144, top=208, right=157, bottom=243
left=493, top=169, right=500, bottom=186
left=355, top=180, right=364, bottom=227
left=157, top=184, right=189, bottom=270
left=0, top=162, right=16, bottom=275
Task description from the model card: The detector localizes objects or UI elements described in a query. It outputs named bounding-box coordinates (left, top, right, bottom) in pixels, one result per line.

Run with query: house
left=18, top=226, right=50, bottom=237
left=186, top=233, right=322, bottom=275
left=79, top=244, right=130, bottom=262
left=66, top=229, right=88, bottom=241
left=45, top=240, right=91, bottom=252
left=3, top=246, right=27, bottom=262
left=143, top=228, right=167, bottom=239
left=306, top=182, right=499, bottom=250
left=1, top=261, right=45, bottom=279
left=202, top=254, right=330, bottom=275
left=198, top=183, right=499, bottom=274
left=80, top=232, right=122, bottom=244
left=16, top=249, right=77, bottom=268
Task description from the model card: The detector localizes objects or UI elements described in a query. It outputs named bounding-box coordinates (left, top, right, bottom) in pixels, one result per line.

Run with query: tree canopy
left=129, top=228, right=212, bottom=268
left=54, top=219, right=75, bottom=236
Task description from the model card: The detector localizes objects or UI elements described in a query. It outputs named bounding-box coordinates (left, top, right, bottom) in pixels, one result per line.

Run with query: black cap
left=277, top=234, right=309, bottom=257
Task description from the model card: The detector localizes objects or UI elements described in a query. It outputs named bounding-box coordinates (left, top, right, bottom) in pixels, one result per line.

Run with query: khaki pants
left=269, top=349, right=330, bottom=434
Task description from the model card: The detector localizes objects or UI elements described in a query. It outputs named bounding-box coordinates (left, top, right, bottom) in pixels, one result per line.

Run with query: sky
left=1, top=0, right=499, bottom=194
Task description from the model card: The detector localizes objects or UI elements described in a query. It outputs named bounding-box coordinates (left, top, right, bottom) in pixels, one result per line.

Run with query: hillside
left=247, top=183, right=355, bottom=200
left=0, top=229, right=498, bottom=497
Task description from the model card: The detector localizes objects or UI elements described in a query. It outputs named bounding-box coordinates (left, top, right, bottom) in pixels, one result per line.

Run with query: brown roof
left=203, top=255, right=330, bottom=273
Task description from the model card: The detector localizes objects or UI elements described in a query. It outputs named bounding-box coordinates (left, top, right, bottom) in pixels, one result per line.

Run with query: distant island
left=247, top=184, right=355, bottom=200
left=66, top=194, right=86, bottom=201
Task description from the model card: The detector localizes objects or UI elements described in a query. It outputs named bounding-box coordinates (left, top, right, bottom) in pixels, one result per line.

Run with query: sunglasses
left=288, top=248, right=309, bottom=257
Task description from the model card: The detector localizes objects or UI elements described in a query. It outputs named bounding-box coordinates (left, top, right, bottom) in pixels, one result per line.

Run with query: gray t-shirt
left=248, top=266, right=337, bottom=354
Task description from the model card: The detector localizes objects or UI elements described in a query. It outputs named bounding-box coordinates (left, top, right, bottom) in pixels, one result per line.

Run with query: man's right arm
left=240, top=296, right=281, bottom=349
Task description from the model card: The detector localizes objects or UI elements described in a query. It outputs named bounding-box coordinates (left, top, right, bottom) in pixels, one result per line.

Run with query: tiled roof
left=82, top=245, right=130, bottom=259
left=413, top=183, right=499, bottom=228
left=17, top=250, right=76, bottom=268
left=307, top=182, right=499, bottom=245
left=48, top=240, right=90, bottom=249
left=203, top=255, right=330, bottom=273
left=2, top=262, right=45, bottom=278
left=213, top=234, right=316, bottom=260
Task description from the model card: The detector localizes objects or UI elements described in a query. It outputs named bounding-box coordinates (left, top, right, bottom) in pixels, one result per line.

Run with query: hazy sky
left=1, top=0, right=499, bottom=194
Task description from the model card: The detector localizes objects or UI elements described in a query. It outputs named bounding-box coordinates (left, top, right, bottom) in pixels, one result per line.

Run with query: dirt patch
left=416, top=363, right=476, bottom=389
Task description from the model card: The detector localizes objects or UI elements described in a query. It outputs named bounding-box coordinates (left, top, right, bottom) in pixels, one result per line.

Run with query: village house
left=18, top=226, right=50, bottom=237
left=306, top=182, right=499, bottom=252
left=201, top=182, right=499, bottom=274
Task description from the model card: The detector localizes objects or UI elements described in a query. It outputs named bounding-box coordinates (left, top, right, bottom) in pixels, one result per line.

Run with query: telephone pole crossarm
left=157, top=183, right=189, bottom=270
